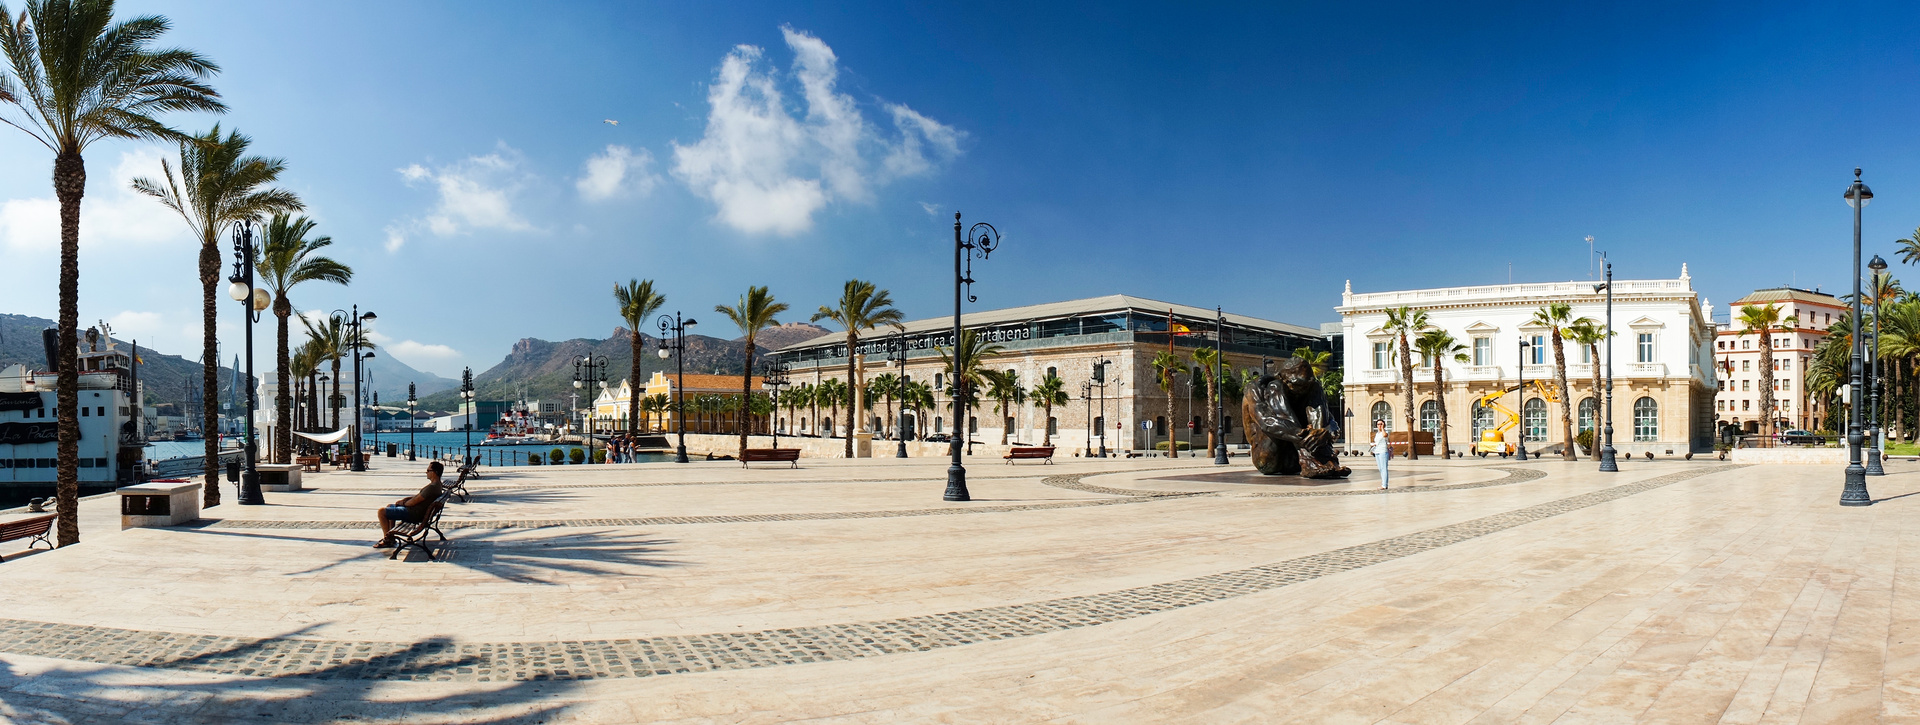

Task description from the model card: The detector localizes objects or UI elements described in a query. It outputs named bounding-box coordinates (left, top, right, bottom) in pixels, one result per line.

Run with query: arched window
left=934, top=417, right=943, bottom=433
left=1047, top=417, right=1058, bottom=435
left=1471, top=402, right=1496, bottom=443
left=1633, top=397, right=1658, bottom=441
left=1419, top=400, right=1440, bottom=432
left=1523, top=398, right=1547, bottom=442
left=934, top=373, right=944, bottom=389
left=1370, top=401, right=1392, bottom=430
left=1578, top=397, right=1597, bottom=432
left=1046, top=366, right=1057, bottom=380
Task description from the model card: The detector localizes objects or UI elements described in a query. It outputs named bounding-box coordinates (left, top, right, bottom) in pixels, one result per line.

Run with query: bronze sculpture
left=1242, top=357, right=1351, bottom=478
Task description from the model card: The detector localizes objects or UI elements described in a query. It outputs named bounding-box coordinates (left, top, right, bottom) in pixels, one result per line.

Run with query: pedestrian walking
left=1370, top=420, right=1391, bottom=489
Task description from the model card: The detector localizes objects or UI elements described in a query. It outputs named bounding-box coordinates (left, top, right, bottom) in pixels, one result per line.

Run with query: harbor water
left=148, top=431, right=672, bottom=466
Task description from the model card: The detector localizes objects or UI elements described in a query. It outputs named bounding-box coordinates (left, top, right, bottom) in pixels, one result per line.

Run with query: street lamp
left=1082, top=381, right=1094, bottom=458
left=763, top=360, right=790, bottom=450
left=1093, top=356, right=1111, bottom=457
left=573, top=354, right=608, bottom=464
left=889, top=333, right=909, bottom=458
left=226, top=220, right=270, bottom=505
left=370, top=390, right=379, bottom=457
left=407, top=382, right=417, bottom=461
left=329, top=306, right=376, bottom=472
left=946, top=212, right=1003, bottom=502
left=1868, top=254, right=1888, bottom=476
left=1516, top=337, right=1531, bottom=461
left=1595, top=253, right=1618, bottom=472
left=657, top=312, right=698, bottom=463
left=1842, top=168, right=1874, bottom=506
left=460, top=368, right=474, bottom=463
left=1214, top=306, right=1228, bottom=465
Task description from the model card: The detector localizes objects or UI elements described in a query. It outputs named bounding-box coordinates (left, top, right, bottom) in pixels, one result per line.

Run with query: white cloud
left=385, top=146, right=536, bottom=253
left=389, top=340, right=461, bottom=363
left=576, top=145, right=660, bottom=202
left=0, top=149, right=190, bottom=254
left=672, top=26, right=964, bottom=236
left=918, top=201, right=942, bottom=216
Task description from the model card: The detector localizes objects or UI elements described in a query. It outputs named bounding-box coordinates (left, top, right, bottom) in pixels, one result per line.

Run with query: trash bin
left=387, top=443, right=398, bottom=457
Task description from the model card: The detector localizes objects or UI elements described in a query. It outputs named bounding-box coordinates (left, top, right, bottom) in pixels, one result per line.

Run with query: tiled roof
left=1731, top=288, right=1843, bottom=306
left=778, top=294, right=1321, bottom=351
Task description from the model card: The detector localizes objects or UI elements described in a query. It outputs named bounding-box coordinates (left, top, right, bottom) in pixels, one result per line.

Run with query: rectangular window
left=1473, top=337, right=1490, bottom=365
left=1743, top=400, right=1750, bottom=411
left=1530, top=335, right=1546, bottom=364
left=1743, top=380, right=1749, bottom=391
left=1637, top=333, right=1655, bottom=363
left=1047, top=417, right=1058, bottom=435
left=1580, top=345, right=1591, bottom=364
left=1781, top=359, right=1790, bottom=370
left=1743, top=360, right=1750, bottom=372
left=1372, top=342, right=1390, bottom=370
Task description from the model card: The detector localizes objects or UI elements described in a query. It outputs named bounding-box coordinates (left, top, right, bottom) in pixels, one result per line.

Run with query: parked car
left=923, top=433, right=952, bottom=443
left=1782, top=429, right=1817, bottom=445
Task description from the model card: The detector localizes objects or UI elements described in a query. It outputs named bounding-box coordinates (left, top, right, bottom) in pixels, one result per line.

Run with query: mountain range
left=413, top=322, right=830, bottom=412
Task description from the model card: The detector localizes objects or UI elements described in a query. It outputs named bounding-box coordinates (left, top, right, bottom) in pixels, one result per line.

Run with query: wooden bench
left=295, top=456, right=322, bottom=473
left=0, top=514, right=55, bottom=561
left=446, top=463, right=477, bottom=503
left=1005, top=446, right=1056, bottom=464
left=741, top=448, right=801, bottom=468
left=387, top=492, right=454, bottom=561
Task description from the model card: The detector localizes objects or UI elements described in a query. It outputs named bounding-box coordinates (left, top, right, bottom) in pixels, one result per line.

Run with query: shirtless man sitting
left=375, top=460, right=445, bottom=548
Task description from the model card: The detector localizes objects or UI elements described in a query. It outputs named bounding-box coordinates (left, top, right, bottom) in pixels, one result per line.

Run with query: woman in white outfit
left=1370, top=420, right=1391, bottom=489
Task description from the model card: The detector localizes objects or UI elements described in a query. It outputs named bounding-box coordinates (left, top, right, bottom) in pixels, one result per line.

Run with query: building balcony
left=1626, top=362, right=1668, bottom=377
left=1462, top=365, right=1503, bottom=380
left=1359, top=369, right=1398, bottom=384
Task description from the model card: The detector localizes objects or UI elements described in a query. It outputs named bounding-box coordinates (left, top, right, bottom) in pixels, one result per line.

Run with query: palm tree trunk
left=1589, top=343, right=1603, bottom=459
left=199, top=236, right=223, bottom=509
left=53, top=151, right=84, bottom=545
left=629, top=332, right=643, bottom=435
left=274, top=304, right=292, bottom=464
left=1553, top=331, right=1575, bottom=461
left=1398, top=333, right=1417, bottom=459
left=1042, top=402, right=1053, bottom=446
left=1434, top=365, right=1451, bottom=458
left=739, top=339, right=754, bottom=458
left=844, top=333, right=857, bottom=458
left=1165, top=375, right=1176, bottom=457
left=1759, top=335, right=1775, bottom=437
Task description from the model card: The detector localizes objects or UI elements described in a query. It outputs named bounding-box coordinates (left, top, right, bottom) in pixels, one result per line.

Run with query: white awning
left=294, top=428, right=352, bottom=445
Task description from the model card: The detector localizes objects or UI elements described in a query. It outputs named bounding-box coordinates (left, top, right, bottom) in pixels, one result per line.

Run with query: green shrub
left=528, top=452, right=543, bottom=465
left=1575, top=429, right=1595, bottom=454
left=1153, top=441, right=1192, bottom=452
left=569, top=447, right=586, bottom=465
left=549, top=448, right=565, bottom=465
left=592, top=448, right=608, bottom=464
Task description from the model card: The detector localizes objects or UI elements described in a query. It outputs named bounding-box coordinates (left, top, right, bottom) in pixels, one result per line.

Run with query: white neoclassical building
left=1337, top=266, right=1718, bottom=456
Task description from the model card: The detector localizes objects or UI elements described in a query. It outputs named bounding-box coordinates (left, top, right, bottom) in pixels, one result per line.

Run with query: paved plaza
left=0, top=454, right=1912, bottom=723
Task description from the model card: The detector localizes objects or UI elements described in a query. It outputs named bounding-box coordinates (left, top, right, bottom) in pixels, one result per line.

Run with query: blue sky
left=1, top=1, right=1917, bottom=378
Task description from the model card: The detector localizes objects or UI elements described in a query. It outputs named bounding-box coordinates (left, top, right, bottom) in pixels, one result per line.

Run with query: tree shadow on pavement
left=0, top=633, right=598, bottom=724
left=183, top=526, right=687, bottom=584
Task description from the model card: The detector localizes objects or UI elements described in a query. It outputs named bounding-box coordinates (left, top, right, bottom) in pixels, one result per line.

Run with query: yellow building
left=592, top=371, right=766, bottom=433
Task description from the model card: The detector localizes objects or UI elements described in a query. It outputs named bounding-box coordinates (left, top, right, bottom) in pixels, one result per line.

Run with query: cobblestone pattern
left=200, top=494, right=1177, bottom=531
left=1247, top=466, right=1548, bottom=497
left=0, top=465, right=1741, bottom=682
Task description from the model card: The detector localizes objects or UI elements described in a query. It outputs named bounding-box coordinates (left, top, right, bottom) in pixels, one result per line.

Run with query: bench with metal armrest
left=1004, top=446, right=1055, bottom=464
left=386, top=492, right=455, bottom=561
left=740, top=448, right=801, bottom=468
left=0, top=514, right=56, bottom=561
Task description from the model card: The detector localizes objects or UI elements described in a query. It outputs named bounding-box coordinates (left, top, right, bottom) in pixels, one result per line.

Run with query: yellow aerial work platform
left=1473, top=380, right=1559, bottom=457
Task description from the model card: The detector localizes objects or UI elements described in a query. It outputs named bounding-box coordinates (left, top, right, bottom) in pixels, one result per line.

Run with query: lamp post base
left=896, top=441, right=908, bottom=458
left=1867, top=431, right=1885, bottom=475
left=674, top=445, right=689, bottom=464
left=237, top=472, right=265, bottom=506
left=1516, top=443, right=1529, bottom=461
left=1842, top=463, right=1874, bottom=506
left=1598, top=446, right=1618, bottom=472
left=944, top=463, right=970, bottom=501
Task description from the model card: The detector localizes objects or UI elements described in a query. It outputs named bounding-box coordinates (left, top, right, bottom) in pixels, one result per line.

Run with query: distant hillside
left=755, top=322, right=832, bottom=350
left=416, top=330, right=768, bottom=412
left=0, top=313, right=240, bottom=412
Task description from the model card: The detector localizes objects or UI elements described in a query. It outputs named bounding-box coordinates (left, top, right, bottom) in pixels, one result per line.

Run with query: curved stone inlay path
left=0, top=465, right=1740, bottom=681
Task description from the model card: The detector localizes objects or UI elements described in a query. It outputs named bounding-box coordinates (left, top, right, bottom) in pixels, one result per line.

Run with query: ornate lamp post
left=946, top=212, right=1003, bottom=502
left=889, top=333, right=909, bottom=458
left=225, top=220, right=270, bottom=504
left=763, top=360, right=790, bottom=450
left=1516, top=338, right=1531, bottom=461
left=407, top=383, right=417, bottom=461
left=1082, top=381, right=1094, bottom=458
left=1093, top=356, right=1111, bottom=458
left=573, top=355, right=608, bottom=463
left=329, top=306, right=376, bottom=471
left=1868, top=254, right=1888, bottom=475
left=1214, top=306, right=1228, bottom=465
left=657, top=312, right=698, bottom=463
left=1843, top=169, right=1874, bottom=506
left=459, top=368, right=474, bottom=463
left=1595, top=253, right=1618, bottom=472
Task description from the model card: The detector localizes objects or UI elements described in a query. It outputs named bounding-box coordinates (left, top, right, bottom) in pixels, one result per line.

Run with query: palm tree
left=255, top=214, right=349, bottom=463
left=870, top=372, right=902, bottom=438
left=0, top=0, right=224, bottom=543
left=1736, top=303, right=1798, bottom=438
left=614, top=279, right=665, bottom=435
left=1896, top=226, right=1920, bottom=268
left=1564, top=319, right=1610, bottom=457
left=936, top=330, right=1005, bottom=453
left=1528, top=303, right=1590, bottom=461
left=1151, top=350, right=1182, bottom=456
left=1030, top=373, right=1069, bottom=446
left=289, top=339, right=319, bottom=438
left=1414, top=329, right=1470, bottom=459
left=134, top=125, right=300, bottom=507
left=299, top=314, right=370, bottom=431
left=818, top=378, right=847, bottom=438
left=902, top=380, right=934, bottom=439
left=1192, top=347, right=1227, bottom=455
left=1382, top=306, right=1428, bottom=459
left=789, top=382, right=814, bottom=435
left=715, top=286, right=787, bottom=456
left=811, top=280, right=905, bottom=457
left=983, top=369, right=1026, bottom=445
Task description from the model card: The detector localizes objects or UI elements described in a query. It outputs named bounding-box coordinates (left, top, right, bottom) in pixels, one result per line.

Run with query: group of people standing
left=603, top=435, right=652, bottom=463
